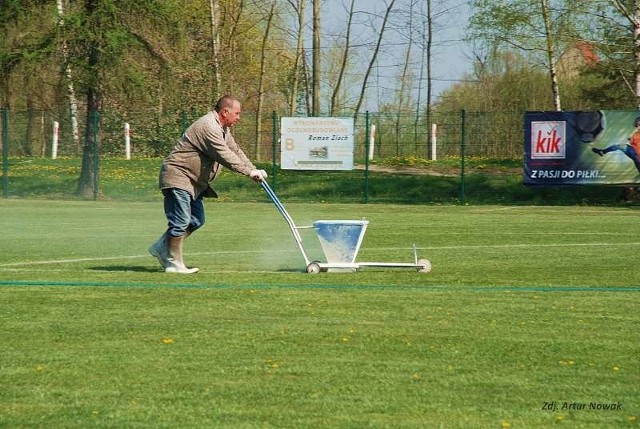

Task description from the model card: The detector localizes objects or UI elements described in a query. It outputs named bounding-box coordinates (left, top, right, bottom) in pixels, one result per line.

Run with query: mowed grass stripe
left=1, top=280, right=640, bottom=294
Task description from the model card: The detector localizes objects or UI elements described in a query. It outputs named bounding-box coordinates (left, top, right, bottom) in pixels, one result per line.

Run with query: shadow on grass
left=90, top=266, right=161, bottom=273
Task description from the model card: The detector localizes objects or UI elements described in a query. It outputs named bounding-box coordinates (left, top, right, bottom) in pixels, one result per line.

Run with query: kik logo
left=531, top=121, right=566, bottom=159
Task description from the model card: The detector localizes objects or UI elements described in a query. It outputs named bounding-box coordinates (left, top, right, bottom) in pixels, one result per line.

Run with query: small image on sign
left=310, top=146, right=328, bottom=158
left=531, top=121, right=566, bottom=159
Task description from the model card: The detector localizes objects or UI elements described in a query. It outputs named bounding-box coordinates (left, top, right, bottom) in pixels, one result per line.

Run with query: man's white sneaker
left=164, top=261, right=199, bottom=274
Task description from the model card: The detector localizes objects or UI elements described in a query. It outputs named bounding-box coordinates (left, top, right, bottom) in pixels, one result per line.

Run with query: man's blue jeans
left=162, top=188, right=205, bottom=237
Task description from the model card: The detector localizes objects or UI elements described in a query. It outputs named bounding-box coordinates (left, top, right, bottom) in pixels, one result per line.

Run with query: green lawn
left=1, top=156, right=636, bottom=205
left=0, top=200, right=638, bottom=428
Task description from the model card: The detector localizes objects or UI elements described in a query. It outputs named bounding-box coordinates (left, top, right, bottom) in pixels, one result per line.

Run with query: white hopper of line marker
left=313, top=220, right=368, bottom=271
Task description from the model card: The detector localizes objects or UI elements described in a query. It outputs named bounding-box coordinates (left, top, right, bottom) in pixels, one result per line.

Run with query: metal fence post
left=364, top=111, right=370, bottom=204
left=271, top=111, right=278, bottom=192
left=2, top=109, right=8, bottom=199
left=93, top=110, right=100, bottom=201
left=460, top=109, right=466, bottom=205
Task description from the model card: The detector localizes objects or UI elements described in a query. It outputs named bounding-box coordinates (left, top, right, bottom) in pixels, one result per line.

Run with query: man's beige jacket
left=159, top=110, right=256, bottom=198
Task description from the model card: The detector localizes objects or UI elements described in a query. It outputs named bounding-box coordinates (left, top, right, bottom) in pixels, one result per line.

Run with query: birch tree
left=469, top=0, right=580, bottom=111
left=540, top=0, right=561, bottom=110
left=56, top=0, right=80, bottom=148
left=209, top=0, right=222, bottom=98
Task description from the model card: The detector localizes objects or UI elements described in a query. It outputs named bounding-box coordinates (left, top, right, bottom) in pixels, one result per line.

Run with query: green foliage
left=466, top=0, right=640, bottom=111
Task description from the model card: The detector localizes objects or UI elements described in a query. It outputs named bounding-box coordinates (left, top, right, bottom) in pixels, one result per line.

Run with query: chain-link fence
left=1, top=106, right=529, bottom=202
left=0, top=107, right=525, bottom=161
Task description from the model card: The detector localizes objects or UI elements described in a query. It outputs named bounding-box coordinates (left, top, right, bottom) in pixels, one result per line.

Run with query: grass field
left=1, top=197, right=639, bottom=428
left=2, top=156, right=636, bottom=205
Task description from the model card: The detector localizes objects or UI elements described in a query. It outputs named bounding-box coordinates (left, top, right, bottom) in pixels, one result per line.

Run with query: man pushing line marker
left=148, top=95, right=267, bottom=274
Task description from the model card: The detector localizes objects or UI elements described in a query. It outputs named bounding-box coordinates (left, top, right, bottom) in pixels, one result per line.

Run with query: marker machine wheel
left=306, top=262, right=321, bottom=274
left=417, top=259, right=432, bottom=273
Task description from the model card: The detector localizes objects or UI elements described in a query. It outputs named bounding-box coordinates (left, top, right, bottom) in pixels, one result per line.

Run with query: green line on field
left=1, top=280, right=639, bottom=293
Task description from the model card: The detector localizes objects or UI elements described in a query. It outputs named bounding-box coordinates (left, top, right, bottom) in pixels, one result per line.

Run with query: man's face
left=221, top=102, right=241, bottom=128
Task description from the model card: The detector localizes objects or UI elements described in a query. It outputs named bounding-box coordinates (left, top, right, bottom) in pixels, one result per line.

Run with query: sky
left=317, top=0, right=473, bottom=110
left=428, top=1, right=473, bottom=96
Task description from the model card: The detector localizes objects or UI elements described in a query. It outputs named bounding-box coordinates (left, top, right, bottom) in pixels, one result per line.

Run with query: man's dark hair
left=215, top=95, right=239, bottom=112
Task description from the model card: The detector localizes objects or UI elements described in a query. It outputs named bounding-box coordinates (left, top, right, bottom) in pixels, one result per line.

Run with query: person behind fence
left=148, top=95, right=268, bottom=274
left=591, top=116, right=640, bottom=173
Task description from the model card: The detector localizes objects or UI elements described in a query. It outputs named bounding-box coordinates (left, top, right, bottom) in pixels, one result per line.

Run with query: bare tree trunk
left=226, top=0, right=245, bottom=94
left=78, top=86, right=101, bottom=198
left=56, top=0, right=80, bottom=150
left=77, top=0, right=102, bottom=198
left=540, top=0, right=561, bottom=111
left=209, top=0, right=222, bottom=99
left=395, top=0, right=414, bottom=149
left=330, top=0, right=355, bottom=116
left=302, top=48, right=312, bottom=115
left=425, top=0, right=433, bottom=157
left=286, top=0, right=306, bottom=116
left=312, top=0, right=321, bottom=116
left=354, top=0, right=396, bottom=122
left=255, top=2, right=275, bottom=161
left=414, top=0, right=425, bottom=149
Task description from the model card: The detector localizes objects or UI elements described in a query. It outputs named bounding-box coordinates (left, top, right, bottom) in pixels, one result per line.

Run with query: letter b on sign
left=531, top=121, right=566, bottom=159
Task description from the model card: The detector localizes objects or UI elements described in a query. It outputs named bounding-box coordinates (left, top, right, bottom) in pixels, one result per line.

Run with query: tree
left=209, top=0, right=222, bottom=99
left=609, top=0, right=640, bottom=107
left=435, top=50, right=554, bottom=157
left=418, top=0, right=433, bottom=153
left=468, top=0, right=584, bottom=111
left=540, top=0, right=562, bottom=110
left=69, top=0, right=183, bottom=197
left=0, top=1, right=54, bottom=110
left=56, top=0, right=80, bottom=149
left=312, top=0, right=321, bottom=115
left=76, top=0, right=106, bottom=198
left=395, top=0, right=416, bottom=147
left=285, top=0, right=307, bottom=116
left=353, top=0, right=397, bottom=122
left=255, top=1, right=276, bottom=159
left=330, top=0, right=355, bottom=116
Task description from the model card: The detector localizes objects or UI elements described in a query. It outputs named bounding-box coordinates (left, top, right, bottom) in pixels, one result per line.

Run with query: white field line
left=0, top=250, right=290, bottom=268
left=393, top=242, right=640, bottom=251
left=2, top=242, right=640, bottom=268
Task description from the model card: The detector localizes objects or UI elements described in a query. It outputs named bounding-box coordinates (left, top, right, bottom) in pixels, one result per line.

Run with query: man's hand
left=250, top=169, right=268, bottom=182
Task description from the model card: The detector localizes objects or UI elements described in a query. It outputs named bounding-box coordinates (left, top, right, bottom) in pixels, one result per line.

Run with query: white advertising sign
left=280, top=117, right=354, bottom=170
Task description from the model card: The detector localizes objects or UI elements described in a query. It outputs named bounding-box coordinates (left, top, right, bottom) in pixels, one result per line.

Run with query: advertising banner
left=524, top=110, right=640, bottom=185
left=280, top=117, right=354, bottom=170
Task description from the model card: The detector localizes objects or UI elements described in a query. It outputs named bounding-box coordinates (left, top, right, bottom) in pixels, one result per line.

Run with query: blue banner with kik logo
left=524, top=110, right=640, bottom=185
